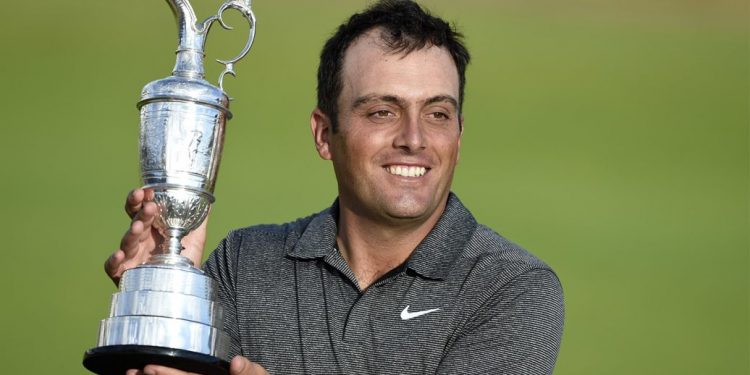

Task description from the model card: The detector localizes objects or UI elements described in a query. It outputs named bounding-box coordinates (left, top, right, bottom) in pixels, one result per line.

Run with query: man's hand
left=124, top=356, right=269, bottom=375
left=104, top=188, right=208, bottom=286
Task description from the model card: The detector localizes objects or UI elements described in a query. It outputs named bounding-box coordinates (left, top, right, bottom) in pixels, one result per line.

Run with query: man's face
left=312, top=30, right=463, bottom=226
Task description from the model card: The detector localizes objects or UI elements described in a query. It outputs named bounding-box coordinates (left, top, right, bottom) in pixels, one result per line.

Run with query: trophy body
left=83, top=1, right=256, bottom=374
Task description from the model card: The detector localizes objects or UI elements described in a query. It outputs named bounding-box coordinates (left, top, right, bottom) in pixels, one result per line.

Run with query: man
left=108, top=1, right=564, bottom=374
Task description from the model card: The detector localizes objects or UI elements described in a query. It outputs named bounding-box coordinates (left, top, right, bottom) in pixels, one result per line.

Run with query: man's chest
left=235, top=259, right=469, bottom=374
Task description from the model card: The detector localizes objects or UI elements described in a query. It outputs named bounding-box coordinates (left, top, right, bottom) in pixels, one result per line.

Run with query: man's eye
left=429, top=112, right=450, bottom=120
left=368, top=110, right=397, bottom=122
left=371, top=110, right=394, bottom=118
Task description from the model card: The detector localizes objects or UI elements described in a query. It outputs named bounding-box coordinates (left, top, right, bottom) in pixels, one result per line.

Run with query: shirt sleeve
left=203, top=231, right=243, bottom=359
left=436, top=268, right=565, bottom=375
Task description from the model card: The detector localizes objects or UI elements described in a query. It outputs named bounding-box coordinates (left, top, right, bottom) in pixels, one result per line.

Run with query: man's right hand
left=104, top=188, right=208, bottom=286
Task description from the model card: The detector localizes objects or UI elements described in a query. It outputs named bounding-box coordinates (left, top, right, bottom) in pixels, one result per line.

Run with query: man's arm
left=437, top=269, right=564, bottom=375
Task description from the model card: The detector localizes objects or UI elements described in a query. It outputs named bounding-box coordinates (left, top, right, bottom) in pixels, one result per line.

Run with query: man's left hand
left=125, top=356, right=269, bottom=375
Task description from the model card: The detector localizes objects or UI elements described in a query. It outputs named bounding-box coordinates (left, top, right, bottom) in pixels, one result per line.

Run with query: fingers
left=125, top=188, right=144, bottom=219
left=120, top=203, right=158, bottom=253
left=120, top=356, right=265, bottom=375
left=122, top=189, right=159, bottom=256
left=104, top=249, right=125, bottom=283
left=140, top=365, right=200, bottom=375
left=125, top=188, right=155, bottom=218
left=230, top=356, right=269, bottom=375
left=106, top=189, right=160, bottom=286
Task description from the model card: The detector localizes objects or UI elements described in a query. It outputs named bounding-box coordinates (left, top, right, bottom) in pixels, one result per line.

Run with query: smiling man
left=310, top=30, right=465, bottom=289
left=111, top=1, right=564, bottom=374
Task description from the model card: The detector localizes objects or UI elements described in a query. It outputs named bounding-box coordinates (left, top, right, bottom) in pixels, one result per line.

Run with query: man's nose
left=393, top=115, right=426, bottom=152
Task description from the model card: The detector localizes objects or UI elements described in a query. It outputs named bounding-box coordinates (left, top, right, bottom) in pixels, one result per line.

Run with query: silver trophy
left=83, top=1, right=256, bottom=374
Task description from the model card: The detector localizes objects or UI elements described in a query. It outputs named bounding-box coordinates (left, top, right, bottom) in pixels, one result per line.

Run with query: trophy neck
left=167, top=0, right=207, bottom=79
left=147, top=254, right=196, bottom=268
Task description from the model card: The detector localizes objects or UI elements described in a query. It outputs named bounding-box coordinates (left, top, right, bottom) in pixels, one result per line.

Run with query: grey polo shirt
left=204, top=193, right=564, bottom=374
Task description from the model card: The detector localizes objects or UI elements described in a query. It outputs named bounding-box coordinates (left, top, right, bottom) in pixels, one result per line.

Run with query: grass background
left=0, top=0, right=747, bottom=373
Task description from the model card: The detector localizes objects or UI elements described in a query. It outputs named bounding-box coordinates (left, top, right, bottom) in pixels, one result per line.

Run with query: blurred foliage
left=0, top=0, right=746, bottom=374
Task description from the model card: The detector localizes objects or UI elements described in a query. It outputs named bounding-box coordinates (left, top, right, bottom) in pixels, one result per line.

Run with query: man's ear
left=311, top=108, right=333, bottom=160
left=457, top=115, right=464, bottom=162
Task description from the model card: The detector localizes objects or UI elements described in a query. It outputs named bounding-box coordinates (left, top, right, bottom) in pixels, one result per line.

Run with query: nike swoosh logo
left=400, top=305, right=441, bottom=320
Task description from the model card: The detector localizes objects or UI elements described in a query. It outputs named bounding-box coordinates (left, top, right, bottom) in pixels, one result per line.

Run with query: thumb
left=229, top=355, right=268, bottom=375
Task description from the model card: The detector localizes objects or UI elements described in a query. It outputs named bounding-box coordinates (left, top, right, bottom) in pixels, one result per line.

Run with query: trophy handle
left=202, top=0, right=257, bottom=92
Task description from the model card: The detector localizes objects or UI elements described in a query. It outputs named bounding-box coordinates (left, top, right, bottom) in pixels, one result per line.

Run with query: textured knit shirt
left=203, top=193, right=564, bottom=374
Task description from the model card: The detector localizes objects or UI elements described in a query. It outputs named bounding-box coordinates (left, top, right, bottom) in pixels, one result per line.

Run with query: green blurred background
left=0, top=0, right=746, bottom=373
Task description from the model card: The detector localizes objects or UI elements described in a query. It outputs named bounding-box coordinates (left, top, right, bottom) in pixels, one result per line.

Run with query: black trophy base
left=83, top=345, right=230, bottom=375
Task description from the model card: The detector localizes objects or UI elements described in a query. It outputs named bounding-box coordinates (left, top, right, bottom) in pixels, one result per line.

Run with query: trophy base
left=83, top=345, right=230, bottom=375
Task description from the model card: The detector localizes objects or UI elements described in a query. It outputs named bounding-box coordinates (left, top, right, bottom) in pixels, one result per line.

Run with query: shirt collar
left=405, top=193, right=477, bottom=280
left=287, top=193, right=477, bottom=280
left=286, top=200, right=340, bottom=259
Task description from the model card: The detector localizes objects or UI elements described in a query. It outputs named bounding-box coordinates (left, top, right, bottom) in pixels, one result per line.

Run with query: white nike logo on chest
left=400, top=305, right=441, bottom=320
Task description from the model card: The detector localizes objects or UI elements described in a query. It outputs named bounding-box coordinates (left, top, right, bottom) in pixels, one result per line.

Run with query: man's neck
left=335, top=204, right=445, bottom=290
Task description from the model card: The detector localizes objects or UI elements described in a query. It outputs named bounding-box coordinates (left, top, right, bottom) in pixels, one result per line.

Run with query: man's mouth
left=385, top=165, right=427, bottom=177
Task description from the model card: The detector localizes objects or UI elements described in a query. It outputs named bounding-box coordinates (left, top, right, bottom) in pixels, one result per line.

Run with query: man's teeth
left=386, top=165, right=427, bottom=177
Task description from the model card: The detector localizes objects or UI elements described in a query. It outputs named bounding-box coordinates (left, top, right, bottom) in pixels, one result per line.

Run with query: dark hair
left=317, top=0, right=471, bottom=132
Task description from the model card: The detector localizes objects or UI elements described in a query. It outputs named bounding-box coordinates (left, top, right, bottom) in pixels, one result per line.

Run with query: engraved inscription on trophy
left=83, top=1, right=256, bottom=374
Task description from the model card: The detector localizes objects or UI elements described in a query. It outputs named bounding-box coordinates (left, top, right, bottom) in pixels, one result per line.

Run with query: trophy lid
left=134, top=0, right=257, bottom=120
left=138, top=76, right=232, bottom=119
left=133, top=0, right=257, bottom=120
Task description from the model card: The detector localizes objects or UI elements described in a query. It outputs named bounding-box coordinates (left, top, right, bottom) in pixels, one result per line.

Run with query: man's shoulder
left=454, top=223, right=559, bottom=288
left=203, top=206, right=332, bottom=278
left=232, top=213, right=316, bottom=239
left=224, top=208, right=328, bottom=252
left=466, top=224, right=550, bottom=267
left=427, top=193, right=558, bottom=283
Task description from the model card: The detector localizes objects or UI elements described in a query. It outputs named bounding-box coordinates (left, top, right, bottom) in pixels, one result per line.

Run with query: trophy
left=83, top=1, right=256, bottom=374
